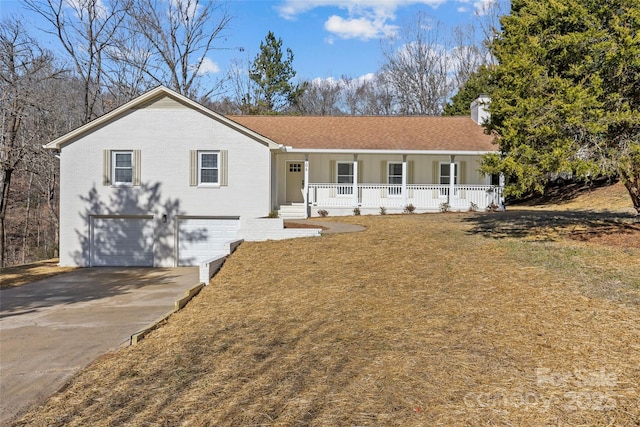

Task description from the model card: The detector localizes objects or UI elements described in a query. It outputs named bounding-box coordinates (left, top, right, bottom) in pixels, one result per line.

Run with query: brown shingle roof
left=227, top=115, right=497, bottom=152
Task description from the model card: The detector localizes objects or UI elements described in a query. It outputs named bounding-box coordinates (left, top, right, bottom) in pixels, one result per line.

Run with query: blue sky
left=0, top=0, right=505, bottom=83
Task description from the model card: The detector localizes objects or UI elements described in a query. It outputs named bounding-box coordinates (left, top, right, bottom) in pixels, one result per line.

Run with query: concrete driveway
left=0, top=267, right=199, bottom=424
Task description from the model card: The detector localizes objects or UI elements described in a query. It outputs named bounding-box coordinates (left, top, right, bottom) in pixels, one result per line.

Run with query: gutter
left=280, top=148, right=496, bottom=155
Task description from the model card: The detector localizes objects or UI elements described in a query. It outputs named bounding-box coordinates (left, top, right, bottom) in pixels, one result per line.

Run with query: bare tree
left=1, top=17, right=64, bottom=266
left=344, top=75, right=396, bottom=115
left=25, top=0, right=130, bottom=123
left=24, top=78, right=85, bottom=261
left=104, top=27, right=154, bottom=106
left=295, top=78, right=343, bottom=115
left=206, top=96, right=241, bottom=115
left=226, top=56, right=257, bottom=114
left=124, top=0, right=232, bottom=99
left=474, top=0, right=507, bottom=64
left=341, top=76, right=364, bottom=115
left=380, top=13, right=453, bottom=115
left=450, top=24, right=486, bottom=93
left=291, top=75, right=398, bottom=116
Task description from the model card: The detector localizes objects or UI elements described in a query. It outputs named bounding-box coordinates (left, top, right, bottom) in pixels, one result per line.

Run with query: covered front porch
left=274, top=151, right=504, bottom=218
left=307, top=183, right=502, bottom=214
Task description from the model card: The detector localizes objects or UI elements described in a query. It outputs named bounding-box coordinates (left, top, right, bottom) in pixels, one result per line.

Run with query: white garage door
left=178, top=218, right=240, bottom=266
left=91, top=217, right=154, bottom=267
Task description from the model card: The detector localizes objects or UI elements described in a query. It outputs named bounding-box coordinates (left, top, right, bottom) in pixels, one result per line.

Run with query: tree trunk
left=22, top=172, right=34, bottom=263
left=46, top=165, right=59, bottom=257
left=0, top=168, right=12, bottom=268
left=0, top=216, right=4, bottom=268
left=623, top=179, right=640, bottom=215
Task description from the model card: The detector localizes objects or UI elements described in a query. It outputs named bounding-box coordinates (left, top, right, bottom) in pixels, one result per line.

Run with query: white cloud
left=277, top=1, right=445, bottom=20
left=324, top=15, right=398, bottom=40
left=356, top=72, right=376, bottom=82
left=197, top=57, right=220, bottom=75
left=276, top=0, right=447, bottom=41
left=65, top=0, right=109, bottom=19
left=169, top=0, right=201, bottom=21
left=472, top=0, right=499, bottom=16
left=275, top=0, right=503, bottom=42
left=311, top=73, right=376, bottom=86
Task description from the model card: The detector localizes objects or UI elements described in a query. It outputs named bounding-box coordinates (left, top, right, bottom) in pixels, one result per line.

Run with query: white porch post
left=304, top=154, right=310, bottom=218
left=449, top=155, right=456, bottom=204
left=401, top=155, right=408, bottom=207
left=352, top=154, right=359, bottom=207
left=499, top=172, right=505, bottom=209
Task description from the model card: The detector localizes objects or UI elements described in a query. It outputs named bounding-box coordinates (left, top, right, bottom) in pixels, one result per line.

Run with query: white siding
left=177, top=218, right=240, bottom=267
left=58, top=97, right=271, bottom=267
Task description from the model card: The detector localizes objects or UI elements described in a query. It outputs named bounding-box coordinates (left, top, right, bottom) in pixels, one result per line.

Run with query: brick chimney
left=471, top=95, right=491, bottom=125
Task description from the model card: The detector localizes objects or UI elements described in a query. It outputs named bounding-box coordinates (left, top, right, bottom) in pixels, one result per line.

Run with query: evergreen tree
left=248, top=31, right=304, bottom=114
left=482, top=0, right=640, bottom=212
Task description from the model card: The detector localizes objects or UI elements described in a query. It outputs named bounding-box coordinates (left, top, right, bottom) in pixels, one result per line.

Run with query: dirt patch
left=0, top=259, right=76, bottom=289
left=466, top=209, right=638, bottom=243
left=13, top=214, right=640, bottom=426
left=569, top=223, right=640, bottom=249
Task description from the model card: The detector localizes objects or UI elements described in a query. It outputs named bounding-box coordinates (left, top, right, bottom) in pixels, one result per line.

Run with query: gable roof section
left=45, top=86, right=280, bottom=150
left=227, top=115, right=497, bottom=153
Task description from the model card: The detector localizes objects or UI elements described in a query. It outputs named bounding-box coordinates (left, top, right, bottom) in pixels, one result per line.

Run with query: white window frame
left=388, top=162, right=403, bottom=197
left=336, top=161, right=353, bottom=196
left=439, top=161, right=459, bottom=196
left=198, top=151, right=220, bottom=186
left=112, top=151, right=133, bottom=186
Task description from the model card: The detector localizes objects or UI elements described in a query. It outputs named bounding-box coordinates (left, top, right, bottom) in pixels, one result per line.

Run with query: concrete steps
left=278, top=204, right=307, bottom=219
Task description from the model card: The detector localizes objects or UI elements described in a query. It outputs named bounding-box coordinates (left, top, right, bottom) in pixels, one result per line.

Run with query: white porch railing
left=308, top=184, right=503, bottom=210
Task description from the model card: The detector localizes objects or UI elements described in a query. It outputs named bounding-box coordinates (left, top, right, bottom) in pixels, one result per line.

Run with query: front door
left=286, top=162, right=304, bottom=203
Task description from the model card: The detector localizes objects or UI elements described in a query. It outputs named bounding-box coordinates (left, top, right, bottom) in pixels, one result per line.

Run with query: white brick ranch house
left=46, top=86, right=502, bottom=268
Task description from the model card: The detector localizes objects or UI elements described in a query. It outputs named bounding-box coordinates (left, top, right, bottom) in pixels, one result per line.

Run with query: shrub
left=267, top=210, right=279, bottom=218
left=487, top=203, right=499, bottom=212
left=353, top=207, right=361, bottom=216
left=379, top=206, right=387, bottom=215
left=317, top=209, right=329, bottom=217
left=468, top=202, right=479, bottom=212
left=403, top=204, right=416, bottom=214
left=439, top=202, right=451, bottom=213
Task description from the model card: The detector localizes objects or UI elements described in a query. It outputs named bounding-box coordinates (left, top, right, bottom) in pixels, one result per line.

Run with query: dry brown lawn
left=0, top=259, right=76, bottom=289
left=511, top=180, right=635, bottom=213
left=12, top=185, right=640, bottom=426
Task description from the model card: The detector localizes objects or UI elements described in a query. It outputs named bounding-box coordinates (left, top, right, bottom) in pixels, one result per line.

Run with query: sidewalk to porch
left=284, top=219, right=366, bottom=234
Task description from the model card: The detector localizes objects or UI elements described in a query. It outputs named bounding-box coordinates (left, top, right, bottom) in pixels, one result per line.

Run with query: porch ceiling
left=227, top=115, right=497, bottom=152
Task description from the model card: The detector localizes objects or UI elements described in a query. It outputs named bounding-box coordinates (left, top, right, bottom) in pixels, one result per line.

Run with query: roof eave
left=281, top=148, right=497, bottom=155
